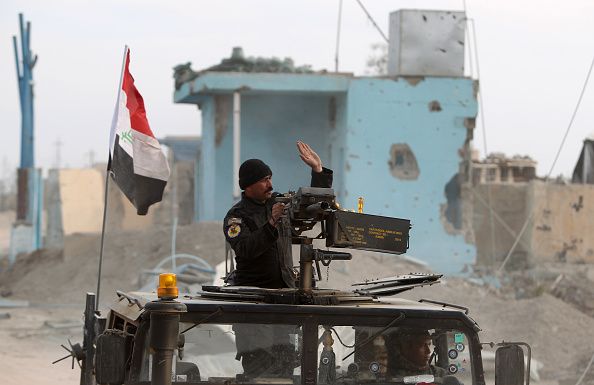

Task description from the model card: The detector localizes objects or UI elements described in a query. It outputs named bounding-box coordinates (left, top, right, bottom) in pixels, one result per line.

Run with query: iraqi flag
left=108, top=47, right=169, bottom=215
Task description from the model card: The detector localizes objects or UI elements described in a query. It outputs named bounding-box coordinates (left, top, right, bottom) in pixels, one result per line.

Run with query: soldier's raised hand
left=297, top=141, right=322, bottom=173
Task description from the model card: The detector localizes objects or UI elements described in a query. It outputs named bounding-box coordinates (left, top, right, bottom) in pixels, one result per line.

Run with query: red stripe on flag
left=122, top=50, right=155, bottom=138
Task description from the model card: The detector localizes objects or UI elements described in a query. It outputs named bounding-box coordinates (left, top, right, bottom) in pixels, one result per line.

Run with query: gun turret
left=276, top=187, right=411, bottom=292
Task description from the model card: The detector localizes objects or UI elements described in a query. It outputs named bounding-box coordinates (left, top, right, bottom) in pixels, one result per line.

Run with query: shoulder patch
left=227, top=223, right=241, bottom=238
left=227, top=217, right=242, bottom=225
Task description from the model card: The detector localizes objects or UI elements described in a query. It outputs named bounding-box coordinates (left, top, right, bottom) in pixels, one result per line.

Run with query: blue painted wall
left=177, top=73, right=477, bottom=273
left=205, top=93, right=344, bottom=219
left=342, top=77, right=476, bottom=272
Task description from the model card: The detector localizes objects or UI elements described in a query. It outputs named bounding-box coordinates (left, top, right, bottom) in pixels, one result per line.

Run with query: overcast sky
left=1, top=0, right=594, bottom=178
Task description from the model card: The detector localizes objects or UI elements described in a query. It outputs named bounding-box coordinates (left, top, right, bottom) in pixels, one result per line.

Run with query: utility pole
left=13, top=13, right=37, bottom=222
left=10, top=13, right=42, bottom=263
left=87, top=149, right=95, bottom=168
left=54, top=138, right=62, bottom=169
left=13, top=13, right=36, bottom=170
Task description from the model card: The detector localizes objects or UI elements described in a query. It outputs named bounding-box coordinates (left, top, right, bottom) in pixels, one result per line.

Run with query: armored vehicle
left=59, top=188, right=530, bottom=385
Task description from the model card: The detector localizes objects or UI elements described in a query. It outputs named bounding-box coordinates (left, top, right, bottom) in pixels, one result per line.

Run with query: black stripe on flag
left=110, top=135, right=167, bottom=215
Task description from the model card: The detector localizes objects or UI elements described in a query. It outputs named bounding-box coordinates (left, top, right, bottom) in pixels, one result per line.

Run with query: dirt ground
left=1, top=222, right=594, bottom=385
left=0, top=221, right=225, bottom=385
left=0, top=306, right=81, bottom=385
left=0, top=210, right=14, bottom=255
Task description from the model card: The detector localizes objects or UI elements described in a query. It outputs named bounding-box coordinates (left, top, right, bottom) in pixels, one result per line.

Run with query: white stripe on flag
left=113, top=90, right=133, bottom=157
left=132, top=130, right=170, bottom=181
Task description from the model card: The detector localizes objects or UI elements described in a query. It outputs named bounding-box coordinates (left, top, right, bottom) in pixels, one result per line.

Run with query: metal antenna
left=334, top=0, right=344, bottom=72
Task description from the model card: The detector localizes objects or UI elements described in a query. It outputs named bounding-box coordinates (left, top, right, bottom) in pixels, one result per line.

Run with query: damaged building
left=467, top=148, right=594, bottom=270
left=174, top=10, right=478, bottom=273
left=43, top=137, right=199, bottom=250
left=470, top=152, right=537, bottom=184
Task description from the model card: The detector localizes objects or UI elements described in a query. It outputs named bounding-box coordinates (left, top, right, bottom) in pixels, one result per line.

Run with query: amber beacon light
left=157, top=273, right=179, bottom=299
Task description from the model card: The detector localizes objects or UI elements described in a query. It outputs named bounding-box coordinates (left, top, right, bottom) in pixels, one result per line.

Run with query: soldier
left=224, top=141, right=332, bottom=378
left=388, top=329, right=447, bottom=378
left=223, top=141, right=333, bottom=288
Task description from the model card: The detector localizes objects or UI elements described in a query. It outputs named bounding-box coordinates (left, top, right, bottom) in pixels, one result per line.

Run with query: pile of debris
left=174, top=47, right=315, bottom=90
left=0, top=222, right=226, bottom=306
left=549, top=272, right=594, bottom=318
left=497, top=264, right=594, bottom=319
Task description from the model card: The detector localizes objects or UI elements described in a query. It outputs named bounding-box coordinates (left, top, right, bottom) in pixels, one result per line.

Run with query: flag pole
left=95, top=45, right=129, bottom=310
left=95, top=171, right=110, bottom=310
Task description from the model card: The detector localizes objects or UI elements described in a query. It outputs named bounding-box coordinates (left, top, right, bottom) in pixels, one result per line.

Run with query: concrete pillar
left=233, top=92, right=241, bottom=200
left=198, top=99, right=216, bottom=221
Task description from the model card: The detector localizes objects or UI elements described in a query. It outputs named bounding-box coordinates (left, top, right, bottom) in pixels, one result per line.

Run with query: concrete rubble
left=549, top=272, right=594, bottom=318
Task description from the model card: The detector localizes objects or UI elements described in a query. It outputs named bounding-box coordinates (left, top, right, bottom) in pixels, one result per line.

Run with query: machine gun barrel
left=305, top=201, right=330, bottom=216
left=315, top=250, right=351, bottom=262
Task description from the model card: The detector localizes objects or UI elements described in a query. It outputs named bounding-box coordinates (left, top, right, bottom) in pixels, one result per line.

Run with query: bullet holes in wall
left=388, top=143, right=419, bottom=180
left=428, top=100, right=442, bottom=112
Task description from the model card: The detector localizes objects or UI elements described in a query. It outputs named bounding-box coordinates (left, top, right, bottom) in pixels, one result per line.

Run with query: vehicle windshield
left=139, top=322, right=301, bottom=384
left=138, top=321, right=474, bottom=385
left=322, top=325, right=473, bottom=385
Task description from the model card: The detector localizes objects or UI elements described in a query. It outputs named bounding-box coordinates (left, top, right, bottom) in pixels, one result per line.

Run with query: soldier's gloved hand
left=269, top=203, right=285, bottom=226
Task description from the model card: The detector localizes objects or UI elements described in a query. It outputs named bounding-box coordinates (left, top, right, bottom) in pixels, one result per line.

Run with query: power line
left=462, top=0, right=474, bottom=78
left=575, top=351, right=594, bottom=385
left=497, top=53, right=594, bottom=274
left=466, top=15, right=498, bottom=267
left=355, top=0, right=389, bottom=44
left=460, top=2, right=497, bottom=267
left=545, top=55, right=594, bottom=178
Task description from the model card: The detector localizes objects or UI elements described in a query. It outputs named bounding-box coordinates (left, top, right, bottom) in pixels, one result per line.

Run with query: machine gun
left=275, top=187, right=411, bottom=292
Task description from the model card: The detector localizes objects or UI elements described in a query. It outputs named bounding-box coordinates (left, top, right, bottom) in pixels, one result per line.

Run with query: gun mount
left=275, top=187, right=411, bottom=293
